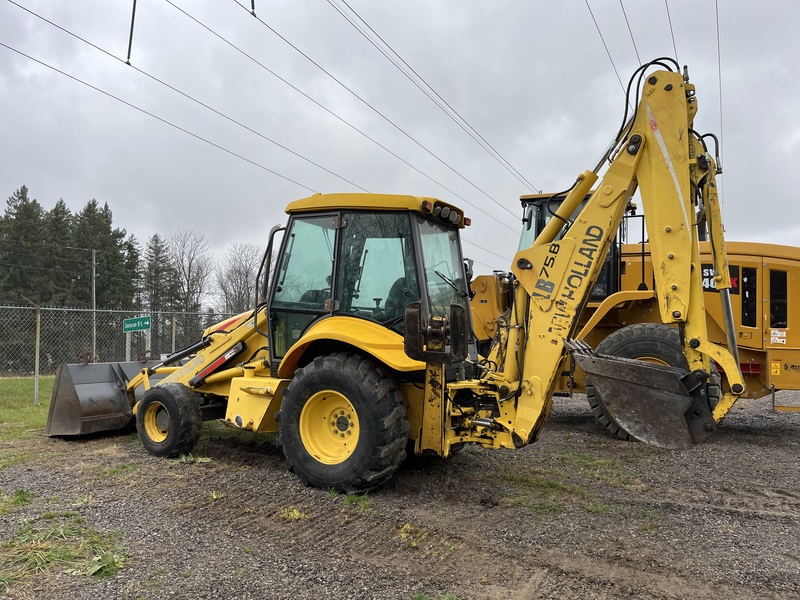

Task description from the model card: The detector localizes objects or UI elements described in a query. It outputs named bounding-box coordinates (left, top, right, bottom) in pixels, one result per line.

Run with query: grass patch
left=343, top=493, right=372, bottom=511
left=0, top=514, right=127, bottom=592
left=98, top=463, right=138, bottom=478
left=169, top=453, right=212, bottom=465
left=275, top=506, right=311, bottom=522
left=0, top=489, right=35, bottom=516
left=396, top=523, right=458, bottom=558
left=556, top=451, right=647, bottom=491
left=583, top=501, right=612, bottom=514
left=0, top=376, right=54, bottom=442
left=499, top=469, right=589, bottom=513
left=208, top=490, right=225, bottom=504
left=409, top=592, right=462, bottom=600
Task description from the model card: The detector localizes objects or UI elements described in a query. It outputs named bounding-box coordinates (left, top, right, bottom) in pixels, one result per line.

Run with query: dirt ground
left=1, top=392, right=799, bottom=600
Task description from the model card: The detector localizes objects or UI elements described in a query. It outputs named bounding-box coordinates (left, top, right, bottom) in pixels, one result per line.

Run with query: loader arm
left=494, top=66, right=743, bottom=448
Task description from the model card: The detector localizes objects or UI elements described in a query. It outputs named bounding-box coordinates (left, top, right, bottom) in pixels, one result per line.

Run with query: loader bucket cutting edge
left=567, top=341, right=717, bottom=449
left=46, top=361, right=161, bottom=437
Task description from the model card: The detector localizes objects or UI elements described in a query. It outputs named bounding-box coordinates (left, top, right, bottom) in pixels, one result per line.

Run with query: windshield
left=518, top=197, right=586, bottom=251
left=416, top=216, right=469, bottom=318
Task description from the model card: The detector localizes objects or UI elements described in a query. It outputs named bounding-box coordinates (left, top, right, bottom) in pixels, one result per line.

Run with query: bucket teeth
left=564, top=338, right=594, bottom=356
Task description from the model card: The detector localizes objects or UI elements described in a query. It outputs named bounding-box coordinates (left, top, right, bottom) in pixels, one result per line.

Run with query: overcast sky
left=1, top=0, right=798, bottom=273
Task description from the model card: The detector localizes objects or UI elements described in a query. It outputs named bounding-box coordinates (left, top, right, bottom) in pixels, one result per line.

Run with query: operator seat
left=383, top=277, right=418, bottom=321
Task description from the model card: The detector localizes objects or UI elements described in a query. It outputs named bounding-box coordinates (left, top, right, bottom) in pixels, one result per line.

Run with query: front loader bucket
left=46, top=361, right=159, bottom=436
left=566, top=340, right=716, bottom=449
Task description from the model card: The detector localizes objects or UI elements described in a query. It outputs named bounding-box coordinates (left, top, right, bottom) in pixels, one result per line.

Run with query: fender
left=575, top=289, right=656, bottom=340
left=278, top=316, right=425, bottom=378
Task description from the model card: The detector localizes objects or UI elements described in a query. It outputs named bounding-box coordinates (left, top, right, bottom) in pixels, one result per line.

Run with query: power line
left=584, top=0, right=628, bottom=98
left=0, top=247, right=91, bottom=265
left=461, top=235, right=509, bottom=267
left=0, top=261, right=84, bottom=276
left=8, top=0, right=368, bottom=193
left=619, top=0, right=641, bottom=64
left=233, top=1, right=522, bottom=220
left=664, top=0, right=679, bottom=64
left=0, top=42, right=319, bottom=194
left=327, top=0, right=540, bottom=194
left=168, top=0, right=520, bottom=232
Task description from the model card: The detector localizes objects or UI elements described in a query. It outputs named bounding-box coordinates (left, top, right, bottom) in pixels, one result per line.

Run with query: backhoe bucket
left=566, top=340, right=716, bottom=449
left=46, top=361, right=159, bottom=436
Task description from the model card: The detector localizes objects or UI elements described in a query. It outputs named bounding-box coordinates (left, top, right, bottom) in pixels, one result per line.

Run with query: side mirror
left=403, top=302, right=468, bottom=364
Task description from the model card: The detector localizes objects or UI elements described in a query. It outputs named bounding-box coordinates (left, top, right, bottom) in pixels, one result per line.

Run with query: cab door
left=269, top=214, right=337, bottom=364
left=766, top=264, right=800, bottom=389
left=734, top=259, right=762, bottom=351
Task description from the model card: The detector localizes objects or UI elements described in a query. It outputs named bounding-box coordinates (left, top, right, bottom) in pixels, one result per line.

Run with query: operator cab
left=519, top=192, right=636, bottom=301
left=266, top=194, right=471, bottom=368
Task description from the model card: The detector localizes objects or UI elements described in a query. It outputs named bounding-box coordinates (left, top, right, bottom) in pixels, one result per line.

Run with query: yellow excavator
left=46, top=59, right=744, bottom=491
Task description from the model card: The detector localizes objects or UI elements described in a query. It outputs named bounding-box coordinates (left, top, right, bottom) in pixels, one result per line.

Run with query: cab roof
left=285, top=193, right=469, bottom=228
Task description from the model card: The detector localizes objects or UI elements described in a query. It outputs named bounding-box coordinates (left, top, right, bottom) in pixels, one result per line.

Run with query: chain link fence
left=0, top=305, right=237, bottom=377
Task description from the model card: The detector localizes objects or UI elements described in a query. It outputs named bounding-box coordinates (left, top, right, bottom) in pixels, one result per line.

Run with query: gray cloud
left=1, top=0, right=797, bottom=272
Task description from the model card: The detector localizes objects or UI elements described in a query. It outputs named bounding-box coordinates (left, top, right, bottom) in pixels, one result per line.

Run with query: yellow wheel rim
left=299, top=390, right=360, bottom=465
left=143, top=401, right=169, bottom=443
left=638, top=356, right=670, bottom=366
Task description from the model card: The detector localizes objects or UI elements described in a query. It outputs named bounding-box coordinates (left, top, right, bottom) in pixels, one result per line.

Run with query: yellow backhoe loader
left=46, top=59, right=745, bottom=491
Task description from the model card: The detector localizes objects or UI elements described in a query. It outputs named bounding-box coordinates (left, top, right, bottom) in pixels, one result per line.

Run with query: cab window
left=417, top=217, right=469, bottom=317
left=336, top=212, right=419, bottom=328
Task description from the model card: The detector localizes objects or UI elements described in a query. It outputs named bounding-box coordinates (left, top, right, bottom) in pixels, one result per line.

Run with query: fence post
left=33, top=306, right=41, bottom=405
left=22, top=297, right=41, bottom=405
left=172, top=313, right=177, bottom=353
left=92, top=249, right=96, bottom=362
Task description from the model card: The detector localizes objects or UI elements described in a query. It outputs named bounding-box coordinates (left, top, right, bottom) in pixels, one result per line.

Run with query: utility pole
left=66, top=246, right=97, bottom=362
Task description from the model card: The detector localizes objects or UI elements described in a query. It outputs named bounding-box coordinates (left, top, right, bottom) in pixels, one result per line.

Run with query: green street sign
left=123, top=315, right=151, bottom=333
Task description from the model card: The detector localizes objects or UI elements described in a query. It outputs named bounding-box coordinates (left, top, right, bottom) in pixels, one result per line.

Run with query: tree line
left=0, top=186, right=262, bottom=315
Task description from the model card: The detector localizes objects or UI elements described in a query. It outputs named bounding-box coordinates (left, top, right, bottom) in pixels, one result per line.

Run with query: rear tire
left=136, top=383, right=202, bottom=457
left=586, top=323, right=687, bottom=441
left=277, top=353, right=409, bottom=492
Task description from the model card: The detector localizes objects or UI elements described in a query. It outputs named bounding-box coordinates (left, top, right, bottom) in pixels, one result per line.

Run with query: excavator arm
left=457, top=63, right=743, bottom=451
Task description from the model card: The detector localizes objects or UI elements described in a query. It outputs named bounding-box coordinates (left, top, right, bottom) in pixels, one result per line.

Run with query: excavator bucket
left=566, top=340, right=717, bottom=449
left=45, top=361, right=160, bottom=436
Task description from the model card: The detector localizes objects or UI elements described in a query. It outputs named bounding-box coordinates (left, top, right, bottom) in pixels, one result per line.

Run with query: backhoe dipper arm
left=502, top=67, right=743, bottom=448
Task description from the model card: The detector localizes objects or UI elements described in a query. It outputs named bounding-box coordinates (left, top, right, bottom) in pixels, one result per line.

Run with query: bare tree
left=215, top=242, right=261, bottom=314
left=168, top=229, right=214, bottom=313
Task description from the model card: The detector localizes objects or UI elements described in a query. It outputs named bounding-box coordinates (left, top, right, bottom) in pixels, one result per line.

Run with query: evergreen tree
left=143, top=234, right=180, bottom=356
left=44, top=199, right=78, bottom=306
left=72, top=200, right=136, bottom=310
left=0, top=186, right=49, bottom=305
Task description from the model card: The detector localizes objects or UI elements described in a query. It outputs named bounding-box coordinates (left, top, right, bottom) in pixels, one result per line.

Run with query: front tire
left=136, top=383, right=202, bottom=457
left=586, top=323, right=687, bottom=441
left=277, top=353, right=409, bottom=492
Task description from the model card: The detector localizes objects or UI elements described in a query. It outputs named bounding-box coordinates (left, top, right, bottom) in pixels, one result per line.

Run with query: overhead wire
left=327, top=0, right=540, bottom=194
left=233, top=0, right=523, bottom=221
left=619, top=0, right=641, bottom=64
left=0, top=41, right=319, bottom=194
left=167, top=0, right=519, bottom=232
left=0, top=247, right=94, bottom=265
left=8, top=0, right=369, bottom=193
left=664, top=0, right=679, bottom=64
left=0, top=261, right=85, bottom=276
left=583, top=0, right=628, bottom=98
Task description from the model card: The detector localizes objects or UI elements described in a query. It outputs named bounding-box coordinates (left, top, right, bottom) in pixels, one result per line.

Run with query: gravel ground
left=1, top=392, right=799, bottom=600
